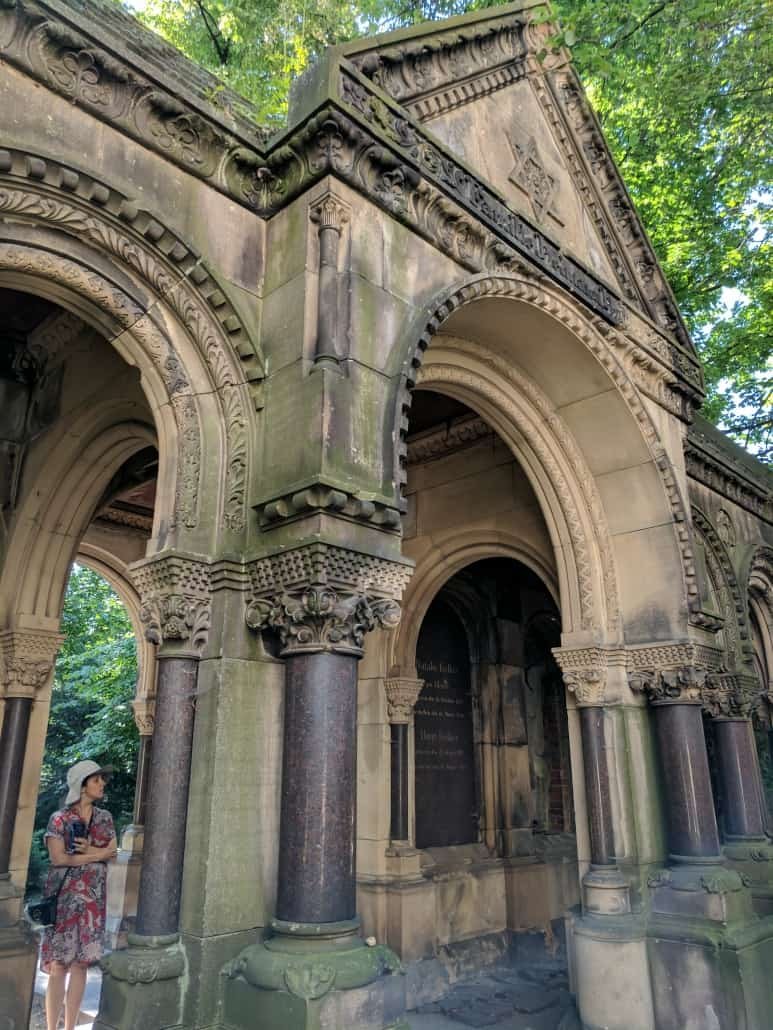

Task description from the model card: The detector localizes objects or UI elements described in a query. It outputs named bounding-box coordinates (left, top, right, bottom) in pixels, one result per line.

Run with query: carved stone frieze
left=350, top=13, right=528, bottom=118
left=383, top=677, right=424, bottom=723
left=0, top=629, right=63, bottom=699
left=245, top=543, right=412, bottom=657
left=686, top=422, right=772, bottom=523
left=130, top=553, right=212, bottom=657
left=407, top=415, right=492, bottom=465
left=546, top=68, right=691, bottom=349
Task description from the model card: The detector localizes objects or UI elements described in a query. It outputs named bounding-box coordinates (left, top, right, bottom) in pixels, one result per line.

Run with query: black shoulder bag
left=26, top=867, right=72, bottom=927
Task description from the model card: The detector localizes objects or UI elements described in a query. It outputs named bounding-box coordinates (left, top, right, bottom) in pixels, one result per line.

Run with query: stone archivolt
left=402, top=275, right=702, bottom=624
left=130, top=553, right=212, bottom=656
left=416, top=337, right=619, bottom=635
left=0, top=629, right=63, bottom=699
left=245, top=543, right=411, bottom=657
left=0, top=147, right=260, bottom=532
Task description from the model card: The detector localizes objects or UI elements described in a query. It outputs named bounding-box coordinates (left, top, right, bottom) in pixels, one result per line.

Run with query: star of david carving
left=507, top=131, right=558, bottom=223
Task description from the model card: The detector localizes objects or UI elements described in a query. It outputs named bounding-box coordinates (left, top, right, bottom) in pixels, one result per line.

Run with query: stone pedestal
left=105, top=826, right=144, bottom=949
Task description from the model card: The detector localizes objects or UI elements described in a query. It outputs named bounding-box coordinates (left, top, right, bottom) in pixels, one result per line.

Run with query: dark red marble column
left=135, top=657, right=198, bottom=937
left=580, top=706, right=615, bottom=867
left=714, top=718, right=768, bottom=841
left=653, top=700, right=722, bottom=862
left=0, top=697, right=32, bottom=874
left=390, top=723, right=409, bottom=843
left=132, top=734, right=153, bottom=829
left=276, top=651, right=358, bottom=925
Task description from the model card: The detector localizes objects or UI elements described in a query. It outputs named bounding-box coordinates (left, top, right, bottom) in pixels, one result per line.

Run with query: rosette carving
left=130, top=554, right=212, bottom=656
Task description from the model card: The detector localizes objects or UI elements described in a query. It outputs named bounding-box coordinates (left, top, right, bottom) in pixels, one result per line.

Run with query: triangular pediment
left=341, top=3, right=692, bottom=348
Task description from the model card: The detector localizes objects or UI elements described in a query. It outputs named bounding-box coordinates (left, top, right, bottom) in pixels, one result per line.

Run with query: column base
left=582, top=865, right=631, bottom=916
left=0, top=917, right=38, bottom=1030
left=220, top=921, right=407, bottom=1030
left=93, top=932, right=186, bottom=1030
left=647, top=862, right=752, bottom=922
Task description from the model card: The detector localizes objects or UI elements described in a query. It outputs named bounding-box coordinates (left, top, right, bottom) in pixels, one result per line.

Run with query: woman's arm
left=83, top=840, right=118, bottom=862
left=46, top=835, right=95, bottom=868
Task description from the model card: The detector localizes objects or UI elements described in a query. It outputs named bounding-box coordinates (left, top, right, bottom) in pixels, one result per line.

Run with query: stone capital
left=703, top=673, right=758, bottom=720
left=0, top=629, right=63, bottom=700
left=132, top=697, right=156, bottom=736
left=130, top=553, right=212, bottom=658
left=628, top=665, right=706, bottom=706
left=552, top=646, right=613, bottom=707
left=245, top=544, right=412, bottom=657
left=309, top=191, right=350, bottom=233
left=384, top=677, right=424, bottom=723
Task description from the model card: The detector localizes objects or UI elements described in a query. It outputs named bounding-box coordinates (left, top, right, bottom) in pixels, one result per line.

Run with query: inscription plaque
left=415, top=600, right=477, bottom=848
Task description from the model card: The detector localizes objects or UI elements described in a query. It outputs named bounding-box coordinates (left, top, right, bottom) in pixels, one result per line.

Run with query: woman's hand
left=79, top=840, right=118, bottom=863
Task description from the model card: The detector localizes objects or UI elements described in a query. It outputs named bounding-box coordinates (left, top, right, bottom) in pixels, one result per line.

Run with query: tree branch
left=194, top=0, right=231, bottom=65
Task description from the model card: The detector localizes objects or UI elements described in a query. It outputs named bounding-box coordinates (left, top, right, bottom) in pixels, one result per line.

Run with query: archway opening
left=414, top=556, right=571, bottom=858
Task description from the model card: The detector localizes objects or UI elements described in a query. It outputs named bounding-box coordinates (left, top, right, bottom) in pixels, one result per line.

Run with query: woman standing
left=41, top=759, right=117, bottom=1030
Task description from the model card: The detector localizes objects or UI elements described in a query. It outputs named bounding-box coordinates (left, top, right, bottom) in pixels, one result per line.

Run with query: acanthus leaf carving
left=131, top=554, right=212, bottom=656
left=0, top=629, right=64, bottom=699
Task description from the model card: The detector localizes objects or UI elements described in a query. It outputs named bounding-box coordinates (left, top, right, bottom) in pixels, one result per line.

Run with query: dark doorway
left=415, top=600, right=477, bottom=848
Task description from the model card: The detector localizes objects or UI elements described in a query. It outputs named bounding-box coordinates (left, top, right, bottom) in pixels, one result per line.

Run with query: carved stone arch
left=415, top=337, right=618, bottom=638
left=746, top=546, right=773, bottom=693
left=389, top=530, right=558, bottom=678
left=0, top=150, right=261, bottom=533
left=0, top=413, right=155, bottom=632
left=76, top=542, right=157, bottom=731
left=691, top=506, right=751, bottom=672
left=394, top=273, right=699, bottom=628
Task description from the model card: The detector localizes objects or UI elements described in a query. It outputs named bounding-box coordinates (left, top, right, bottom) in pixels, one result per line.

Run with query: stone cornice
left=686, top=419, right=772, bottom=523
left=406, top=415, right=492, bottom=465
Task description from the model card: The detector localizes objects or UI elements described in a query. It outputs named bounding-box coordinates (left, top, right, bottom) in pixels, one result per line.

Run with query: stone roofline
left=686, top=415, right=773, bottom=523
left=1, top=0, right=702, bottom=398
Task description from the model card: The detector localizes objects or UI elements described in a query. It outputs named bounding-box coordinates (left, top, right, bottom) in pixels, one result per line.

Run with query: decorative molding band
left=685, top=428, right=771, bottom=523
left=406, top=415, right=492, bottom=465
left=384, top=676, right=424, bottom=723
left=130, top=552, right=212, bottom=657
left=339, top=66, right=623, bottom=327
left=258, top=483, right=402, bottom=534
left=245, top=543, right=412, bottom=657
left=0, top=628, right=64, bottom=699
left=625, top=641, right=723, bottom=673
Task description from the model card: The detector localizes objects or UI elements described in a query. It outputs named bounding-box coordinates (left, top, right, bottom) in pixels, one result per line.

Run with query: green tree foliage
left=131, top=0, right=771, bottom=459
left=27, top=564, right=138, bottom=892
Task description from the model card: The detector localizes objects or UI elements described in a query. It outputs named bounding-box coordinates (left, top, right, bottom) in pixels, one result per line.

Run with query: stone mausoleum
left=1, top=1, right=772, bottom=1028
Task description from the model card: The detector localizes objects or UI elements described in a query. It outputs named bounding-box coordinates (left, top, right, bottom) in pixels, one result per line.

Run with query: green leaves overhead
left=131, top=0, right=771, bottom=460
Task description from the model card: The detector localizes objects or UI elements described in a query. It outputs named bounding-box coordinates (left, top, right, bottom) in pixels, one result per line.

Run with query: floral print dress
left=40, top=805, right=115, bottom=972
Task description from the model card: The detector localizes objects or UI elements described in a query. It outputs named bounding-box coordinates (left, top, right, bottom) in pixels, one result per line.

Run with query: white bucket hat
left=65, top=760, right=112, bottom=806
